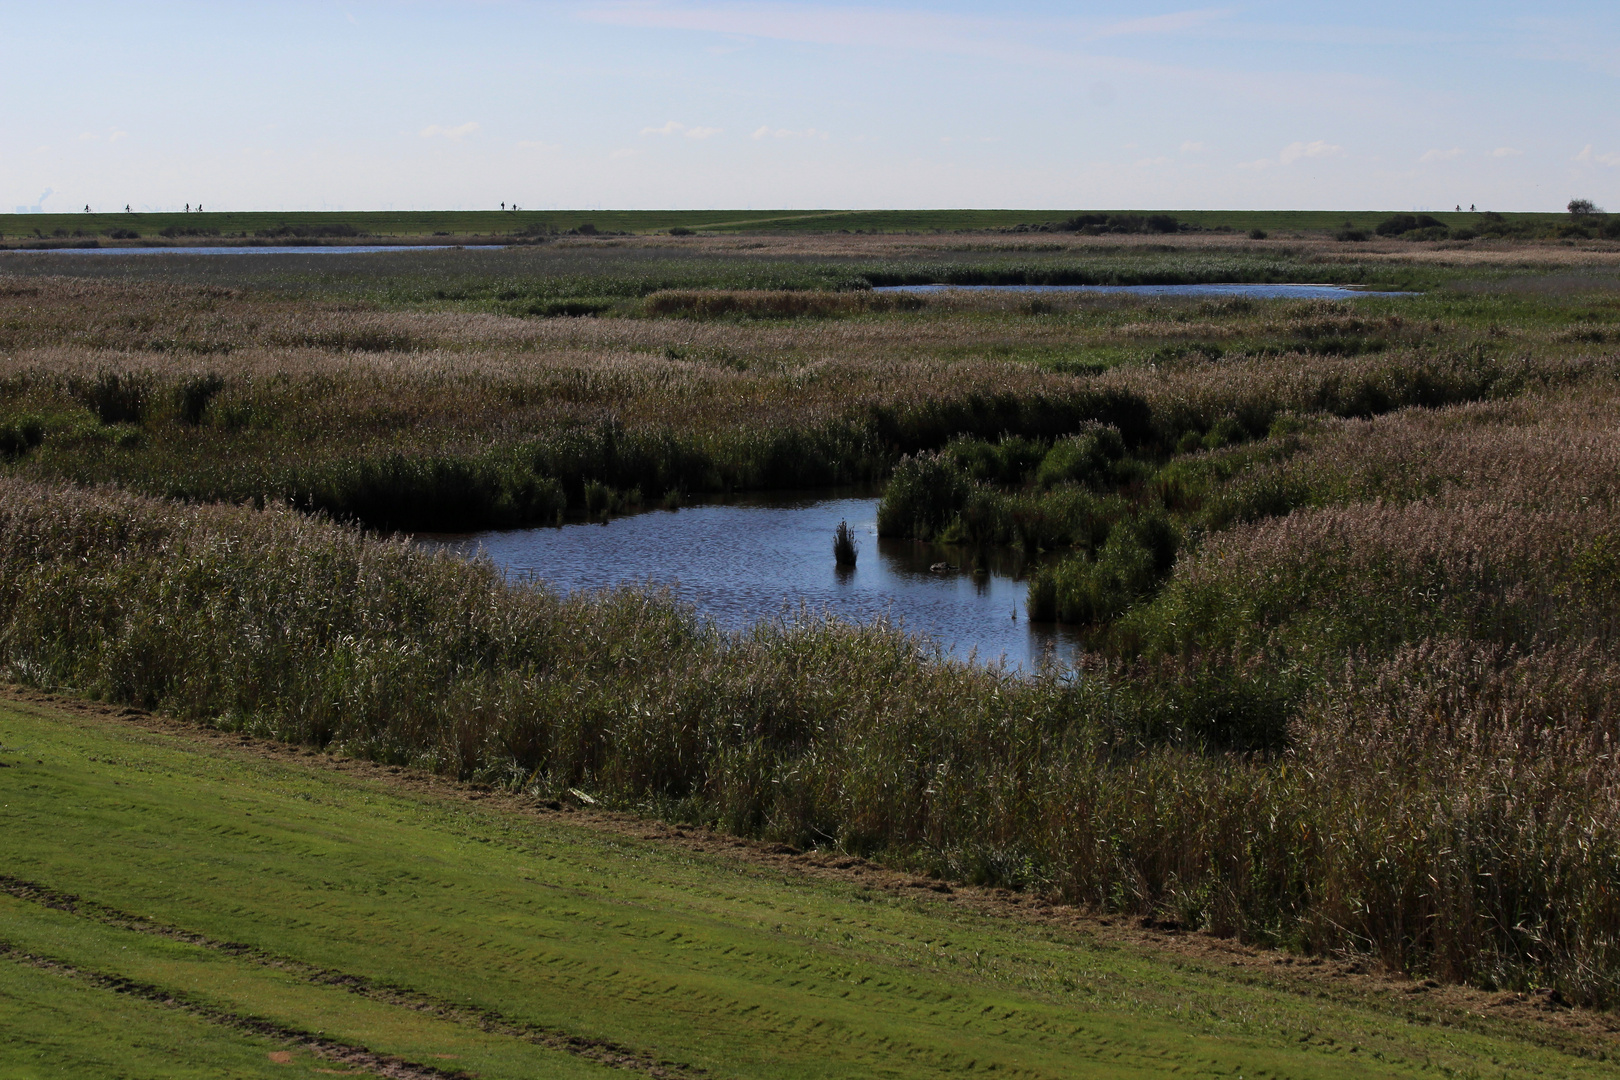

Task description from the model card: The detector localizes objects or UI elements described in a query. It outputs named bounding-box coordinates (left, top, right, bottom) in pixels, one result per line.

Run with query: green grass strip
left=3, top=696, right=1615, bottom=1079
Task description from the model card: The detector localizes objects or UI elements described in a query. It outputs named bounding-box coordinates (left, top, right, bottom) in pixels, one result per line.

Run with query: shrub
left=1375, top=214, right=1445, bottom=237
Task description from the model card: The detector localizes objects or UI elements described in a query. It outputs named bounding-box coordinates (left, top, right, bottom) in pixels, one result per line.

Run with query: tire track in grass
left=0, top=940, right=459, bottom=1080
left=0, top=875, right=703, bottom=1080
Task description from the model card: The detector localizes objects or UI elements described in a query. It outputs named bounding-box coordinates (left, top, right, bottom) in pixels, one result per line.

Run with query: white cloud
left=419, top=122, right=480, bottom=141
left=1420, top=147, right=1464, bottom=162
left=1279, top=139, right=1342, bottom=164
left=1240, top=140, right=1343, bottom=170
left=641, top=120, right=721, bottom=138
left=1492, top=147, right=1523, bottom=158
left=1180, top=141, right=1207, bottom=153
left=109, top=131, right=128, bottom=142
left=1575, top=144, right=1620, bottom=166
left=752, top=126, right=829, bottom=140
left=78, top=131, right=97, bottom=141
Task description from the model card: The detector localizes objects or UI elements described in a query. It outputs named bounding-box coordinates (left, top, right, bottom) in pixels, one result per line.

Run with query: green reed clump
left=1026, top=513, right=1178, bottom=624
left=832, top=519, right=859, bottom=566
left=0, top=414, right=44, bottom=458
left=69, top=369, right=153, bottom=425
left=173, top=372, right=225, bottom=426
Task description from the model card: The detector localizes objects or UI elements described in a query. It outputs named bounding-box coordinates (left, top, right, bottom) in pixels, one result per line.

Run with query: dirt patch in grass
left=6, top=681, right=1616, bottom=1053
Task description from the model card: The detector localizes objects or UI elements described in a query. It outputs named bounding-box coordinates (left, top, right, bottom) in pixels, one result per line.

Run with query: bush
left=1053, top=213, right=1180, bottom=235
left=1375, top=214, right=1444, bottom=237
left=1248, top=229, right=1268, bottom=240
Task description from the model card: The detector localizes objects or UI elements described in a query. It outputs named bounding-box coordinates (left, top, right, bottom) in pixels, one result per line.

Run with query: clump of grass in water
left=833, top=519, right=859, bottom=567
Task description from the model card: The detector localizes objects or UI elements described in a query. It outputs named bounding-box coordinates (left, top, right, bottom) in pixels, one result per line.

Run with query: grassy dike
left=4, top=693, right=1616, bottom=1080
left=0, top=207, right=1575, bottom=243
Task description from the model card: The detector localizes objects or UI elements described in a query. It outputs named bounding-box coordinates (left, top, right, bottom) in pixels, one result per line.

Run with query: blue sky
left=4, top=1, right=1618, bottom=212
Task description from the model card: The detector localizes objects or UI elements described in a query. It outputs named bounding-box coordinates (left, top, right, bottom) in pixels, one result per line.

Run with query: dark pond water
left=1, top=245, right=506, bottom=256
left=419, top=495, right=1082, bottom=672
left=875, top=282, right=1413, bottom=299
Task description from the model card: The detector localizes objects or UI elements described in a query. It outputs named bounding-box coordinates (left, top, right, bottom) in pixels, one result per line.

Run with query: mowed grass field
left=3, top=693, right=1617, bottom=1080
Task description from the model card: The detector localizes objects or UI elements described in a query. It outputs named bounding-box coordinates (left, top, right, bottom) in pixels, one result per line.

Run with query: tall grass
left=832, top=519, right=859, bottom=566
left=4, top=476, right=1620, bottom=1002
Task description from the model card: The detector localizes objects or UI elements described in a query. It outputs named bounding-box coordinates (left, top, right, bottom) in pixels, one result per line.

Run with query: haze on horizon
left=4, top=0, right=1617, bottom=215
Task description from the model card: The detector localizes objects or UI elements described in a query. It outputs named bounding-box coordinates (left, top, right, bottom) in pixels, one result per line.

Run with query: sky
left=3, top=1, right=1618, bottom=213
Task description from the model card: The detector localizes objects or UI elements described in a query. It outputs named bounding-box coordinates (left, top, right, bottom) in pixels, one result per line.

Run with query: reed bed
left=2, top=475, right=1618, bottom=1003
left=9, top=241, right=1620, bottom=1002
left=4, top=269, right=1612, bottom=530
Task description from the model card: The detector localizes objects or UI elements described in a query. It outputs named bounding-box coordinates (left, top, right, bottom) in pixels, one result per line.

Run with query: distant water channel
left=420, top=495, right=1082, bottom=672
left=874, top=283, right=1414, bottom=299
left=2, top=245, right=506, bottom=256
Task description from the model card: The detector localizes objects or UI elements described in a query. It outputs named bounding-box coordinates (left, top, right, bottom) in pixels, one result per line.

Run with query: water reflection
left=418, top=494, right=1082, bottom=672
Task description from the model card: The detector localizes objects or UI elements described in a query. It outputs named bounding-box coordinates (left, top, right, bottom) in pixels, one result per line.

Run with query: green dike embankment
left=2, top=694, right=1616, bottom=1080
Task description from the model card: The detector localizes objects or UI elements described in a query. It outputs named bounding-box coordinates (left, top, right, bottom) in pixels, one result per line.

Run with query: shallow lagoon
left=421, top=495, right=1082, bottom=672
left=1, top=244, right=505, bottom=256
left=874, top=282, right=1413, bottom=299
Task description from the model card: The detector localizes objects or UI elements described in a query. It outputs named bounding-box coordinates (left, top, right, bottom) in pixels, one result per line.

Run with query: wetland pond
left=2, top=244, right=506, bottom=256
left=420, top=495, right=1082, bottom=672
left=874, top=283, right=1414, bottom=299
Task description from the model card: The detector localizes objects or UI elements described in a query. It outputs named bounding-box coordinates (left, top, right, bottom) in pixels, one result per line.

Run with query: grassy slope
left=2, top=696, right=1613, bottom=1080
left=0, top=208, right=1570, bottom=240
